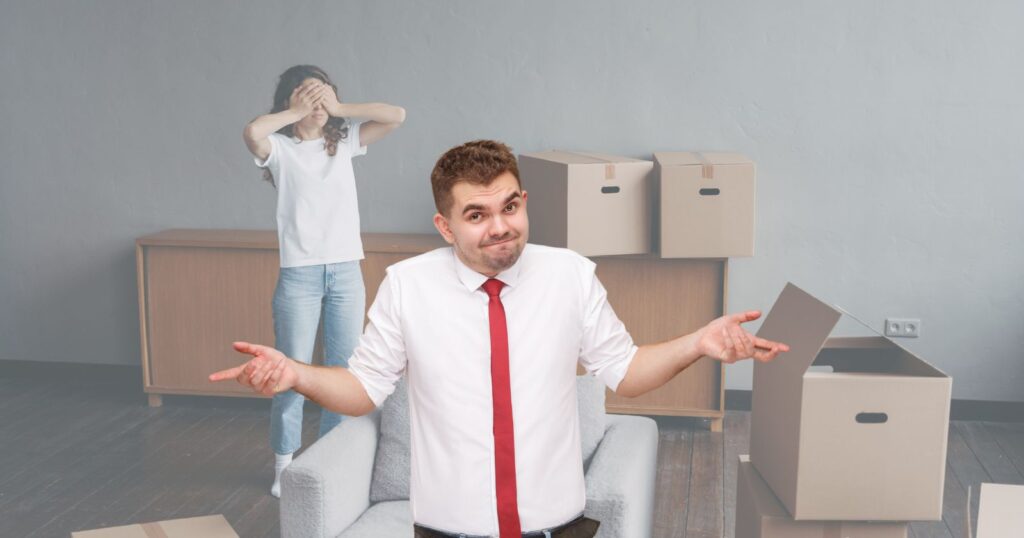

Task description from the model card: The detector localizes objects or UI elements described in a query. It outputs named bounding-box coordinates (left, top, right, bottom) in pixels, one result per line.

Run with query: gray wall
left=2, top=1, right=1021, bottom=402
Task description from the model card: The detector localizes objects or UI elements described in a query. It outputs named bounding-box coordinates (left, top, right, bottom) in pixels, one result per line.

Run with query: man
left=211, top=140, right=789, bottom=538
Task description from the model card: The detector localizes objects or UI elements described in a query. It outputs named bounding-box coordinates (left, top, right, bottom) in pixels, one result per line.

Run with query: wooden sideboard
left=136, top=229, right=727, bottom=430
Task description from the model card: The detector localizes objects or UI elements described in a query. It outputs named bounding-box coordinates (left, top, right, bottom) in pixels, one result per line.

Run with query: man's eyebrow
left=501, top=192, right=522, bottom=205
left=461, top=203, right=485, bottom=214
left=460, top=192, right=522, bottom=215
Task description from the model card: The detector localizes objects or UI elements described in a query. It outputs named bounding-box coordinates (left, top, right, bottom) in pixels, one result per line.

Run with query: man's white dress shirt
left=347, top=243, right=638, bottom=535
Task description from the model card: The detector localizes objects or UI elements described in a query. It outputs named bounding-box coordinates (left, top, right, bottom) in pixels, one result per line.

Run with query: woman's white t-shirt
left=255, top=122, right=366, bottom=268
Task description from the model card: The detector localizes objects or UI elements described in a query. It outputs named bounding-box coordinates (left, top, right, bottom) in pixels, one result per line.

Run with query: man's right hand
left=209, top=341, right=300, bottom=396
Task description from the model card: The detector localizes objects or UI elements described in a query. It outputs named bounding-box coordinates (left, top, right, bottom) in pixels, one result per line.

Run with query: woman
left=243, top=65, right=405, bottom=497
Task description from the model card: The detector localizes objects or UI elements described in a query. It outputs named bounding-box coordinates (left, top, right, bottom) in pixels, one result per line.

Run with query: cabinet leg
left=708, top=417, right=723, bottom=433
left=148, top=394, right=163, bottom=407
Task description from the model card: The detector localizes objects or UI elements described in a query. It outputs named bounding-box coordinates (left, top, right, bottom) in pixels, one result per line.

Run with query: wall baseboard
left=0, top=358, right=141, bottom=387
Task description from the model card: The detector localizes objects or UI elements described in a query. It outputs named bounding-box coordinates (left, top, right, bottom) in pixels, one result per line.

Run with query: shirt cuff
left=254, top=134, right=277, bottom=168
left=597, top=344, right=639, bottom=393
left=347, top=362, right=392, bottom=408
left=348, top=121, right=367, bottom=157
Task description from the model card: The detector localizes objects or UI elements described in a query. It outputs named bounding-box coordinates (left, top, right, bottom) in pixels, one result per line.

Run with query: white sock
left=271, top=453, right=293, bottom=498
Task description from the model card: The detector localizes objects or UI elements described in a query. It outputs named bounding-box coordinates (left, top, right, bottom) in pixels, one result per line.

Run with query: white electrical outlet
left=884, top=318, right=921, bottom=338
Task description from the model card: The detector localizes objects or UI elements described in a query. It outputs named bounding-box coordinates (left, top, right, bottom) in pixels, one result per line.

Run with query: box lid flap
left=654, top=151, right=752, bottom=166
left=574, top=151, right=649, bottom=164
left=755, top=282, right=842, bottom=376
left=749, top=282, right=841, bottom=515
left=654, top=152, right=701, bottom=166
left=976, top=483, right=1024, bottom=538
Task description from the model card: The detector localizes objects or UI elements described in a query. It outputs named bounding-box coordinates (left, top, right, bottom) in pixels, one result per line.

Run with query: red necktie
left=483, top=278, right=521, bottom=537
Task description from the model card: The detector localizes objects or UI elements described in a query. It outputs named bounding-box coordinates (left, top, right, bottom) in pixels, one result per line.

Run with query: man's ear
left=433, top=213, right=455, bottom=244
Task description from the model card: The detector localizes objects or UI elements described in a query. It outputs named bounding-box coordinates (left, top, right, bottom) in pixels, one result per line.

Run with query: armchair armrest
left=281, top=411, right=381, bottom=538
left=584, top=414, right=659, bottom=538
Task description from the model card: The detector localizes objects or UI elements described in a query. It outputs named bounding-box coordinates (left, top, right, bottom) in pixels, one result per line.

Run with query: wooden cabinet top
left=137, top=229, right=447, bottom=254
left=137, top=229, right=721, bottom=261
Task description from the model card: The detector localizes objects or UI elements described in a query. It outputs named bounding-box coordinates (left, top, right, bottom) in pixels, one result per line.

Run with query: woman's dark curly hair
left=263, top=65, right=349, bottom=185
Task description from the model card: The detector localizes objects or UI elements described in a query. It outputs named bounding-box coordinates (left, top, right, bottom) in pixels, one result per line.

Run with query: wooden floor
left=2, top=372, right=1021, bottom=537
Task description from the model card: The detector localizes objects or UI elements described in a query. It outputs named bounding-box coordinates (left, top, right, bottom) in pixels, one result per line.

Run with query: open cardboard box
left=749, top=283, right=952, bottom=521
left=72, top=514, right=238, bottom=538
left=964, top=483, right=1024, bottom=538
left=736, top=455, right=908, bottom=538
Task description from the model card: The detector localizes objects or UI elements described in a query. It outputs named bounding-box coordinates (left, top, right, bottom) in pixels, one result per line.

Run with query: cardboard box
left=518, top=151, right=653, bottom=256
left=737, top=455, right=908, bottom=538
left=965, top=483, right=1024, bottom=538
left=653, top=152, right=755, bottom=258
left=72, top=514, right=238, bottom=538
left=749, top=283, right=952, bottom=521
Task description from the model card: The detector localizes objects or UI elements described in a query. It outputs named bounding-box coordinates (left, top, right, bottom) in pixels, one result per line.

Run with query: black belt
left=413, top=515, right=600, bottom=538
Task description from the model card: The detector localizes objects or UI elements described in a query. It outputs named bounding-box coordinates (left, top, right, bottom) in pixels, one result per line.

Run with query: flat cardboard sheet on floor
left=736, top=455, right=908, bottom=538
left=749, top=282, right=952, bottom=521
left=965, top=483, right=1024, bottom=538
left=72, top=514, right=238, bottom=538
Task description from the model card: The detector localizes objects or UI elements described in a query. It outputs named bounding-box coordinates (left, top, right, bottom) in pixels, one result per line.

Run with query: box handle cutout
left=855, top=412, right=888, bottom=424
left=601, top=186, right=620, bottom=194
left=699, top=188, right=720, bottom=196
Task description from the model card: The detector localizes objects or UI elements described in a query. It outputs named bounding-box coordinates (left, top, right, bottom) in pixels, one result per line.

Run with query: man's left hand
left=695, top=311, right=790, bottom=364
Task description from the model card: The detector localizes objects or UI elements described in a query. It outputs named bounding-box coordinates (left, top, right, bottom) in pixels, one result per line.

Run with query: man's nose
left=489, top=213, right=510, bottom=236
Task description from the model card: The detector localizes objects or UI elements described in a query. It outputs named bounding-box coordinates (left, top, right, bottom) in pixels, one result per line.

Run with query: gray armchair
left=280, top=375, right=659, bottom=538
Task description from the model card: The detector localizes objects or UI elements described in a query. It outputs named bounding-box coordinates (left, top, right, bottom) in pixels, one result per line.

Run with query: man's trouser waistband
left=413, top=515, right=600, bottom=538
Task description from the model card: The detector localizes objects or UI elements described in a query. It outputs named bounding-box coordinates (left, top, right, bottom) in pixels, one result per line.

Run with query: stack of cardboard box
left=518, top=150, right=756, bottom=258
left=738, top=282, right=954, bottom=538
left=517, top=151, right=971, bottom=536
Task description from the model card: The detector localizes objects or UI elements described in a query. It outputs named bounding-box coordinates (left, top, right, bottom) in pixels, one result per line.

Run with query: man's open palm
left=696, top=311, right=790, bottom=364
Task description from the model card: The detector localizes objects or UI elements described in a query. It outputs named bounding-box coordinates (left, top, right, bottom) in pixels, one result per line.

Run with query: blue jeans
left=270, top=261, right=366, bottom=455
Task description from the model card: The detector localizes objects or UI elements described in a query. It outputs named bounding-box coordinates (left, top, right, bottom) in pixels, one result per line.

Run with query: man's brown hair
left=430, top=140, right=521, bottom=216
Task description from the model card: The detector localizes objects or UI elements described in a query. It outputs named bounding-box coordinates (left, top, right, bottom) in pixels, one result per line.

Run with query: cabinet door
left=596, top=257, right=724, bottom=415
left=143, top=246, right=278, bottom=395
